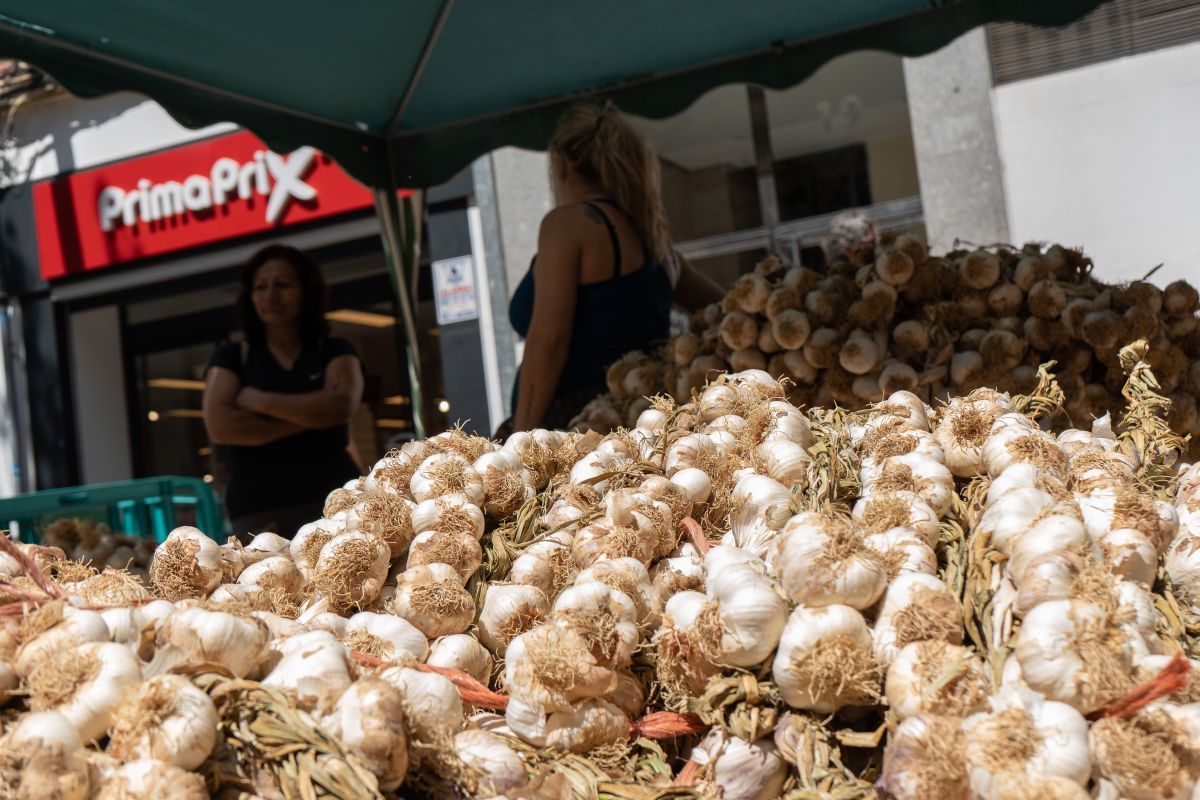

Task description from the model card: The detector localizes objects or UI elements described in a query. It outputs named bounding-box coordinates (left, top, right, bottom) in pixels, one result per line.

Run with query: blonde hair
left=550, top=101, right=672, bottom=265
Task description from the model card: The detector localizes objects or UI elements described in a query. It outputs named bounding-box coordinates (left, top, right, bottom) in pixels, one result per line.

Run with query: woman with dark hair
left=203, top=244, right=363, bottom=538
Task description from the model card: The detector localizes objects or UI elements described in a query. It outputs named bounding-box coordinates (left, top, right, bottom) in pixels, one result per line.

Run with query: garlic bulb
left=886, top=641, right=987, bottom=720
left=207, top=583, right=269, bottom=612
left=650, top=555, right=704, bottom=612
left=94, top=759, right=207, bottom=799
left=1005, top=513, right=1089, bottom=584
left=1168, top=533, right=1200, bottom=617
left=880, top=714, right=969, bottom=800
left=321, top=677, right=409, bottom=791
left=291, top=517, right=344, bottom=579
left=262, top=630, right=355, bottom=715
left=983, top=425, right=1066, bottom=481
left=236, top=554, right=302, bottom=597
left=503, top=624, right=616, bottom=711
left=664, top=432, right=716, bottom=475
left=773, top=604, right=880, bottom=713
left=148, top=527, right=222, bottom=600
left=852, top=490, right=940, bottom=547
left=1015, top=598, right=1134, bottom=713
left=863, top=452, right=954, bottom=517
left=343, top=611, right=428, bottom=663
left=1014, top=550, right=1084, bottom=616
left=3, top=710, right=92, bottom=800
left=306, top=611, right=350, bottom=638
left=313, top=530, right=390, bottom=613
left=1099, top=527, right=1158, bottom=585
left=754, top=440, right=809, bottom=489
left=691, top=731, right=788, bottom=800
left=391, top=563, right=475, bottom=638
left=976, top=488, right=1060, bottom=554
left=576, top=557, right=654, bottom=624
left=107, top=674, right=217, bottom=769
left=776, top=513, right=886, bottom=609
left=572, top=519, right=658, bottom=568
left=410, top=453, right=485, bottom=506
left=872, top=573, right=963, bottom=665
left=864, top=528, right=938, bottom=580
left=508, top=697, right=629, bottom=752
left=241, top=531, right=291, bottom=566
left=477, top=583, right=550, bottom=654
left=934, top=398, right=1003, bottom=478
left=28, top=641, right=142, bottom=742
left=508, top=534, right=576, bottom=600
left=154, top=607, right=271, bottom=678
left=694, top=556, right=787, bottom=667
left=452, top=729, right=527, bottom=795
left=426, top=634, right=493, bottom=684
left=730, top=473, right=794, bottom=534
left=406, top=528, right=483, bottom=583
left=962, top=686, right=1091, bottom=796
left=15, top=606, right=110, bottom=678
left=551, top=581, right=639, bottom=668
left=378, top=665, right=464, bottom=745
left=1089, top=706, right=1200, bottom=800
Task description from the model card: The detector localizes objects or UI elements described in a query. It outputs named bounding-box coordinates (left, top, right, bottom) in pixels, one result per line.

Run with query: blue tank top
left=508, top=199, right=673, bottom=412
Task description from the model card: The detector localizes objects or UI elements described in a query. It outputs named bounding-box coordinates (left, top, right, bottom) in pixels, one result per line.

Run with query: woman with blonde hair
left=503, top=101, right=724, bottom=433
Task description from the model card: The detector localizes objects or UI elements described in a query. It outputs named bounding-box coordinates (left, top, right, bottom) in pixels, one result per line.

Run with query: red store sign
left=34, top=131, right=378, bottom=281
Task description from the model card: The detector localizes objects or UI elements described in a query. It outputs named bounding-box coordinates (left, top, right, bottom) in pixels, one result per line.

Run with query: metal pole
left=747, top=86, right=780, bottom=253
left=373, top=188, right=427, bottom=439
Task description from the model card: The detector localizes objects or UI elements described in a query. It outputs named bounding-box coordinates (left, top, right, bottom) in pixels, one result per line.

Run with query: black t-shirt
left=207, top=337, right=362, bottom=519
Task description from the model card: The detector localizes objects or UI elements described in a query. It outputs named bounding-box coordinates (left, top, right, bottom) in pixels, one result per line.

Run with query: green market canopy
left=0, top=0, right=1105, bottom=189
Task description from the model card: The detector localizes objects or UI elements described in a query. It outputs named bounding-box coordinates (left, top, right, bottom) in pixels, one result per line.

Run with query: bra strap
left=584, top=200, right=623, bottom=279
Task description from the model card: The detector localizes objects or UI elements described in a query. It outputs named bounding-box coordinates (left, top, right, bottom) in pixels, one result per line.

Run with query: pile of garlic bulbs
left=38, top=518, right=155, bottom=580
left=4, top=355, right=1200, bottom=799
left=581, top=239, right=1200, bottom=443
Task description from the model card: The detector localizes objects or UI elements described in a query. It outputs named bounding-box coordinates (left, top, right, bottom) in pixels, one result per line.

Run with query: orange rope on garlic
left=679, top=517, right=714, bottom=555
left=628, top=710, right=708, bottom=739
left=351, top=650, right=510, bottom=710
left=676, top=759, right=701, bottom=786
left=1091, top=652, right=1191, bottom=720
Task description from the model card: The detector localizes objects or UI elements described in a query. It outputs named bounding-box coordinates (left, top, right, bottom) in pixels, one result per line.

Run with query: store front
left=0, top=125, right=500, bottom=510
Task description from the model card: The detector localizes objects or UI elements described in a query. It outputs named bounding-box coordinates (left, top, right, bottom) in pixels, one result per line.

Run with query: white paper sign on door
left=432, top=255, right=479, bottom=325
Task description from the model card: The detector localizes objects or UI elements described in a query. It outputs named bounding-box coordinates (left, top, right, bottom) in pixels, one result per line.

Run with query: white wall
left=3, top=90, right=234, bottom=185
left=69, top=306, right=133, bottom=484
left=993, top=42, right=1200, bottom=287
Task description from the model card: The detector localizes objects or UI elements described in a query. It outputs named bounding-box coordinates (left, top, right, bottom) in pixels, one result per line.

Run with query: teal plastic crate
left=0, top=476, right=225, bottom=544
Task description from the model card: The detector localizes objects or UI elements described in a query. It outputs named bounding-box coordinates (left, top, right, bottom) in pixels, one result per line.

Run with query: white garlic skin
left=453, top=729, right=527, bottom=794
left=344, top=611, right=429, bottom=662
left=108, top=674, right=217, bottom=770
left=691, top=731, right=789, bottom=800
left=426, top=634, right=494, bottom=684
left=477, top=583, right=550, bottom=654
left=262, top=630, right=355, bottom=716
left=772, top=604, right=877, bottom=714
left=378, top=665, right=465, bottom=744
left=50, top=641, right=143, bottom=743
left=321, top=677, right=409, bottom=791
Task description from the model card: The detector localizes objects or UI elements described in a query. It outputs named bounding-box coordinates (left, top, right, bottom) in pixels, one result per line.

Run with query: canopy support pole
left=747, top=86, right=780, bottom=253
left=374, top=188, right=427, bottom=439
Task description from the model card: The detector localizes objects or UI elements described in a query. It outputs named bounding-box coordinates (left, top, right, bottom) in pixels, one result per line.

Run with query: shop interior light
left=326, top=309, right=396, bottom=328
left=165, top=409, right=206, bottom=419
left=147, top=378, right=206, bottom=391
left=202, top=474, right=214, bottom=484
left=437, top=399, right=451, bottom=413
left=376, top=419, right=410, bottom=429
left=147, top=410, right=160, bottom=422
left=197, top=446, right=212, bottom=457
left=383, top=395, right=411, bottom=406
